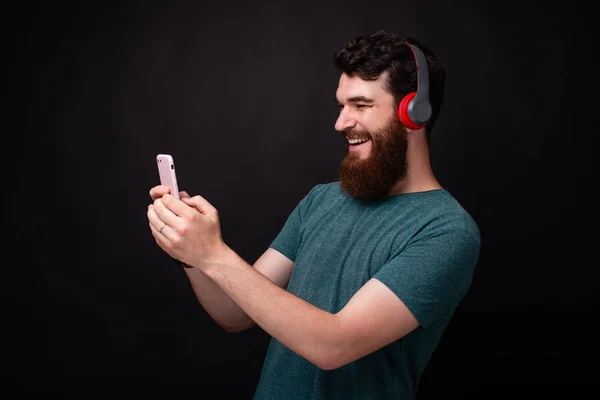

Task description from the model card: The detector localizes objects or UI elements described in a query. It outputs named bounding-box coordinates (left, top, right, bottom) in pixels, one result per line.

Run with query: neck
left=388, top=129, right=442, bottom=195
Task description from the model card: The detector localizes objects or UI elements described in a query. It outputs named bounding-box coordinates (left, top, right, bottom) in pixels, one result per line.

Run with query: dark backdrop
left=9, top=0, right=595, bottom=398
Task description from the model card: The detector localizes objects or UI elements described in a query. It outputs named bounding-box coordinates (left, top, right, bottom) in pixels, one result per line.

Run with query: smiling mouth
left=347, top=137, right=371, bottom=148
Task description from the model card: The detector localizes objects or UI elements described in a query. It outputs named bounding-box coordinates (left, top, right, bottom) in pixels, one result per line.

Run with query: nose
left=335, top=107, right=357, bottom=132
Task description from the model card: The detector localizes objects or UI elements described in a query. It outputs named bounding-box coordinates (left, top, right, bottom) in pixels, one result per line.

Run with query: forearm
left=183, top=267, right=255, bottom=332
left=203, top=248, right=343, bottom=370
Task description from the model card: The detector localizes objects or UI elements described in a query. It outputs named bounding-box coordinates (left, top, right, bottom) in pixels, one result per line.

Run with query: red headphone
left=397, top=42, right=432, bottom=130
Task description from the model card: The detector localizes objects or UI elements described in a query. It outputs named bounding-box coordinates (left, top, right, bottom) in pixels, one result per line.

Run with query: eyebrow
left=335, top=96, right=375, bottom=105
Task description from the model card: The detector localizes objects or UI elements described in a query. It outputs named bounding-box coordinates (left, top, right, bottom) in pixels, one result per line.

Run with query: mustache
left=341, top=129, right=373, bottom=140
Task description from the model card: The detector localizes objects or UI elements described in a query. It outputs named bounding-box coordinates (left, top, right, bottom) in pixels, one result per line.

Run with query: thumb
left=182, top=195, right=217, bottom=215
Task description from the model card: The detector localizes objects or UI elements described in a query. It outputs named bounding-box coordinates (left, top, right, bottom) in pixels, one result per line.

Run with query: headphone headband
left=398, top=42, right=432, bottom=128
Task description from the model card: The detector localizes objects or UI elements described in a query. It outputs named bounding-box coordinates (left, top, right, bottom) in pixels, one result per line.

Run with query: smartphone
left=156, top=154, right=180, bottom=200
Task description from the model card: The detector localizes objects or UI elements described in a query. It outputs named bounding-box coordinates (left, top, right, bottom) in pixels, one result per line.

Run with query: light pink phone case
left=156, top=154, right=180, bottom=200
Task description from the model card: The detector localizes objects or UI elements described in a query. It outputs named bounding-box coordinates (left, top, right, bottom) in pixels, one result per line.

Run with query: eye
left=356, top=104, right=371, bottom=109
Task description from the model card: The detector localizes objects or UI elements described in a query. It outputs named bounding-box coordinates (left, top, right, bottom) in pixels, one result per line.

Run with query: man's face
left=335, top=72, right=408, bottom=203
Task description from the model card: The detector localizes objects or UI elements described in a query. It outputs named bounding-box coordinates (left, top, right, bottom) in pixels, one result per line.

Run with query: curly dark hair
left=333, top=30, right=446, bottom=142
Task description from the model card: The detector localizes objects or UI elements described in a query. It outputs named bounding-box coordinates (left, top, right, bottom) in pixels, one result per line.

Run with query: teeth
left=348, top=138, right=369, bottom=144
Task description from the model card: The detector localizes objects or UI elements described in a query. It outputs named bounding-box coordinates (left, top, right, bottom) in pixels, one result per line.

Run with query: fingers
left=149, top=185, right=171, bottom=201
left=148, top=204, right=177, bottom=243
left=152, top=197, right=184, bottom=231
left=149, top=193, right=203, bottom=240
left=147, top=203, right=168, bottom=233
left=150, top=186, right=190, bottom=200
left=148, top=220, right=172, bottom=247
left=182, top=195, right=217, bottom=216
left=159, top=194, right=199, bottom=220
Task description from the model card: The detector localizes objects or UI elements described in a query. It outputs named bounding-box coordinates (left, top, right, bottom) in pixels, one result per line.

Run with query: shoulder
left=291, top=181, right=343, bottom=219
left=303, top=181, right=344, bottom=203
left=310, top=181, right=341, bottom=193
left=408, top=189, right=480, bottom=247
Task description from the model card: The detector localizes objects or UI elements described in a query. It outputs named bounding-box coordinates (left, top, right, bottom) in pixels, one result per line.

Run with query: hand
left=149, top=184, right=190, bottom=201
left=147, top=193, right=228, bottom=270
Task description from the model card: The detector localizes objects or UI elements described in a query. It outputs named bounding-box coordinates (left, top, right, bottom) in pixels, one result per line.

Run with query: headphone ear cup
left=398, top=92, right=426, bottom=130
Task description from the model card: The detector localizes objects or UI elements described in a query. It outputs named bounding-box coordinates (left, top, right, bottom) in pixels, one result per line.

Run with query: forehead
left=335, top=72, right=393, bottom=103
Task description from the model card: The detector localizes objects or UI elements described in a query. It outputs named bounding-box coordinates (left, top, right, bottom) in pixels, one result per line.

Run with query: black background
left=8, top=0, right=596, bottom=398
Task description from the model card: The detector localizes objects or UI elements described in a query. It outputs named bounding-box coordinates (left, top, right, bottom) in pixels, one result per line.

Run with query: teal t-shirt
left=253, top=182, right=481, bottom=400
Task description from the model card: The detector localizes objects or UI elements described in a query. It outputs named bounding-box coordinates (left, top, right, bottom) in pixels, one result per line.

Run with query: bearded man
left=147, top=30, right=481, bottom=400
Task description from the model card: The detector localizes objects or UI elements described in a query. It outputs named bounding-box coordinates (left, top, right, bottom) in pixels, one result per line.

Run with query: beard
left=339, top=117, right=408, bottom=203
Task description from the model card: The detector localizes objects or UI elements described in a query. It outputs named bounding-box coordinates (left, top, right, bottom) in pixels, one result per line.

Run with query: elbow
left=312, top=342, right=350, bottom=371
left=315, top=352, right=348, bottom=371
left=316, top=359, right=339, bottom=371
left=216, top=319, right=256, bottom=333
left=221, top=324, right=247, bottom=333
left=312, top=316, right=352, bottom=370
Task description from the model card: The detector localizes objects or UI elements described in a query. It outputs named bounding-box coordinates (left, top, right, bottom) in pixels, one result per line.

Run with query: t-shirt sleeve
left=269, top=185, right=320, bottom=262
left=373, top=228, right=480, bottom=328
